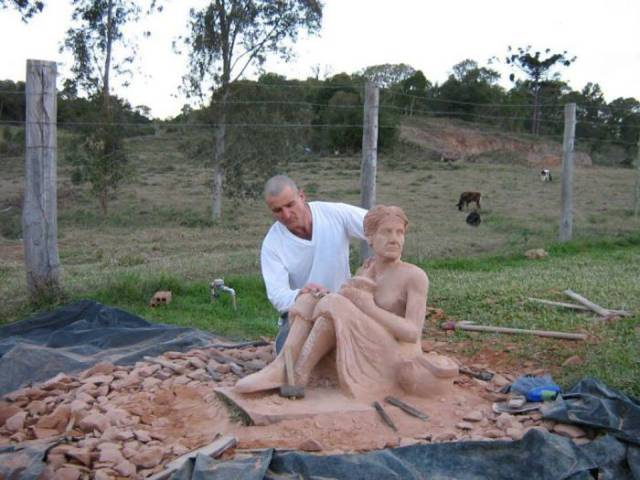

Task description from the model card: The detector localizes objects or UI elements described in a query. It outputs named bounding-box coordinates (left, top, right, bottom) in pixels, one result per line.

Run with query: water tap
left=210, top=278, right=237, bottom=310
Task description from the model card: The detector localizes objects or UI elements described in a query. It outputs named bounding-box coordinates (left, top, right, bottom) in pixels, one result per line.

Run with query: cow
left=540, top=169, right=552, bottom=182
left=457, top=191, right=481, bottom=211
left=466, top=211, right=481, bottom=227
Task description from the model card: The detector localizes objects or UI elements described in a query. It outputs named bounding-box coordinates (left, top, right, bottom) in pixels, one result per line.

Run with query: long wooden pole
left=360, top=81, right=379, bottom=261
left=449, top=322, right=587, bottom=341
left=559, top=103, right=576, bottom=242
left=23, top=59, right=60, bottom=300
left=634, top=138, right=640, bottom=218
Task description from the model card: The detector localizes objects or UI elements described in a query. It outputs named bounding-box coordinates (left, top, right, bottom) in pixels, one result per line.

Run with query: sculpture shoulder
left=400, top=262, right=429, bottom=289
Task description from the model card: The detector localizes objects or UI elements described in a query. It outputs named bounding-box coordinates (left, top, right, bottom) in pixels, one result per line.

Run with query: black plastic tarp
left=542, top=377, right=640, bottom=446
left=171, top=429, right=639, bottom=480
left=0, top=300, right=216, bottom=396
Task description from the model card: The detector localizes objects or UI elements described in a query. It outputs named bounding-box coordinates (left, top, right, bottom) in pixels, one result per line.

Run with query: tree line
left=2, top=0, right=639, bottom=220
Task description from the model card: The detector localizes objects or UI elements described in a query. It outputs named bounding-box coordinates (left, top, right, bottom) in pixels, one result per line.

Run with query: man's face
left=370, top=216, right=405, bottom=261
left=266, top=186, right=309, bottom=235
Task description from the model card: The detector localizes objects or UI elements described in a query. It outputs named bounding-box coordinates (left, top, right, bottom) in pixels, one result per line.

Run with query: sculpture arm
left=343, top=269, right=428, bottom=343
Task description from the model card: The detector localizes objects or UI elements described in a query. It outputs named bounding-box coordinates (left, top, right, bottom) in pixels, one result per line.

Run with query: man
left=261, top=175, right=367, bottom=352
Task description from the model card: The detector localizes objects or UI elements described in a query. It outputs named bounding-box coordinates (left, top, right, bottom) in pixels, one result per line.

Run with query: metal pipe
left=211, top=278, right=237, bottom=310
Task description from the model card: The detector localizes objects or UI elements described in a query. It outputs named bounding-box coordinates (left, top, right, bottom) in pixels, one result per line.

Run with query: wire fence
left=1, top=83, right=639, bottom=273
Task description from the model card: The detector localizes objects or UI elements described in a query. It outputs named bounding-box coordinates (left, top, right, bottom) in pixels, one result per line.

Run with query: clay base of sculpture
left=396, top=352, right=459, bottom=397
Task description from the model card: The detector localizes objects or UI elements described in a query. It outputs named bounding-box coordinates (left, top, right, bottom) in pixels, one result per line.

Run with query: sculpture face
left=266, top=186, right=310, bottom=237
left=369, top=216, right=405, bottom=261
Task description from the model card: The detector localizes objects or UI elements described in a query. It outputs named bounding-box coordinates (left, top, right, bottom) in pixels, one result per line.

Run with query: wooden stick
left=563, top=289, right=631, bottom=317
left=527, top=297, right=591, bottom=311
left=450, top=323, right=587, bottom=341
left=284, top=348, right=295, bottom=387
left=203, top=340, right=269, bottom=350
left=147, top=436, right=236, bottom=480
left=208, top=350, right=250, bottom=368
left=373, top=401, right=397, bottom=431
left=385, top=396, right=428, bottom=421
left=528, top=297, right=630, bottom=317
left=563, top=289, right=610, bottom=316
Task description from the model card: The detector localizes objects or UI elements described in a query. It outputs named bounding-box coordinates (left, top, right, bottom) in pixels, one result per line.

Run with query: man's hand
left=299, top=283, right=329, bottom=298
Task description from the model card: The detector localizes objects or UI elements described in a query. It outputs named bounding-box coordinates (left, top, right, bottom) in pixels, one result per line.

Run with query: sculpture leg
left=234, top=315, right=312, bottom=393
left=294, top=316, right=336, bottom=387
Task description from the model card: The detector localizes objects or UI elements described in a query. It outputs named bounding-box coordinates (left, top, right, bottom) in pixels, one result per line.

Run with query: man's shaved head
left=264, top=175, right=299, bottom=199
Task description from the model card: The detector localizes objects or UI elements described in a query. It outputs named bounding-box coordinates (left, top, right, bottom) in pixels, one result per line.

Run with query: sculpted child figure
left=235, top=205, right=458, bottom=399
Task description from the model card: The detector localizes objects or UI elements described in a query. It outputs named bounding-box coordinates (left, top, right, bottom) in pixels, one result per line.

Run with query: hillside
left=399, top=117, right=592, bottom=166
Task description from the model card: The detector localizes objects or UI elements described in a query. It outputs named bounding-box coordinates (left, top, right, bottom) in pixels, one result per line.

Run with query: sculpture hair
left=363, top=205, right=409, bottom=238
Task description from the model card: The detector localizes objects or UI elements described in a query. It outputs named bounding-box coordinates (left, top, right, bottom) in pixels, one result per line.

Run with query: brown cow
left=457, top=191, right=481, bottom=211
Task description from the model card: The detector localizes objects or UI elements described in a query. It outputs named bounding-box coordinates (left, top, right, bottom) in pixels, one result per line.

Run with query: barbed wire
left=3, top=120, right=638, bottom=147
left=0, top=119, right=386, bottom=129
left=379, top=89, right=564, bottom=109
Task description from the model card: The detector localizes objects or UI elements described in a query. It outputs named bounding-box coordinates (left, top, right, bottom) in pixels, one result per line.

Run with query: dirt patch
left=400, top=119, right=592, bottom=167
left=0, top=340, right=587, bottom=478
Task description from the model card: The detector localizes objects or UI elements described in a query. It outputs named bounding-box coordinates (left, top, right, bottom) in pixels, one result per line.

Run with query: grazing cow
left=540, top=169, right=552, bottom=182
left=456, top=191, right=481, bottom=211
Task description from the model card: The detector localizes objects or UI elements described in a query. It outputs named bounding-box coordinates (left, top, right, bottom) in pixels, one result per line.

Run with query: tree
left=183, top=0, right=322, bottom=220
left=61, top=0, right=159, bottom=216
left=607, top=97, right=640, bottom=165
left=0, top=0, right=44, bottom=20
left=360, top=63, right=416, bottom=89
left=392, top=70, right=431, bottom=116
left=179, top=75, right=312, bottom=201
left=437, top=59, right=503, bottom=121
left=563, top=83, right=610, bottom=152
left=310, top=73, right=398, bottom=154
left=504, top=46, right=576, bottom=134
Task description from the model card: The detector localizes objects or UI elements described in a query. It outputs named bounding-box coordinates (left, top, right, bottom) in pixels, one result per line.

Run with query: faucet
left=210, top=278, right=237, bottom=310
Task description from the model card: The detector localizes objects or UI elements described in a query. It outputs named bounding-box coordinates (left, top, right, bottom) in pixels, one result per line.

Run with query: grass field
left=1, top=123, right=639, bottom=395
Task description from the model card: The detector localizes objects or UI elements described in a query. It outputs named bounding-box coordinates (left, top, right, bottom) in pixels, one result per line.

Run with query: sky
left=1, top=0, right=639, bottom=119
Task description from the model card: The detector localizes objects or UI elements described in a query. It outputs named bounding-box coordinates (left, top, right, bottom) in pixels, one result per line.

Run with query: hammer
left=279, top=347, right=305, bottom=399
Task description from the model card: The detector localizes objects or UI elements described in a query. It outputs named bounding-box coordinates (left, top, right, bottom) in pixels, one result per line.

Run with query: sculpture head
left=264, top=175, right=311, bottom=238
left=364, top=205, right=408, bottom=261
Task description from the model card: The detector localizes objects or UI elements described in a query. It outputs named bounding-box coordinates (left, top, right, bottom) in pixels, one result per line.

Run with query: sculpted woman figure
left=235, top=205, right=458, bottom=400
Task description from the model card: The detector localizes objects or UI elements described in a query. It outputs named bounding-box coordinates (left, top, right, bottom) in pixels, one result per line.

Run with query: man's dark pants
left=275, top=312, right=289, bottom=354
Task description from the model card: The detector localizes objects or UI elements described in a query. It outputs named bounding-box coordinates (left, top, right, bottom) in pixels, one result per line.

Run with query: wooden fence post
left=559, top=103, right=576, bottom=242
left=22, top=59, right=60, bottom=300
left=360, top=81, right=379, bottom=261
left=634, top=138, right=640, bottom=218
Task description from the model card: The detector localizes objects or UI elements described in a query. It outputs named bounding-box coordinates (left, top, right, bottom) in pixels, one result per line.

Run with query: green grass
left=7, top=235, right=639, bottom=396
left=77, top=273, right=275, bottom=340
left=420, top=236, right=640, bottom=396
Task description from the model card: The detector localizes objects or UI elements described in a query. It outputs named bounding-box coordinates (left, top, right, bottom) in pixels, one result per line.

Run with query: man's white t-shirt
left=261, top=201, right=367, bottom=313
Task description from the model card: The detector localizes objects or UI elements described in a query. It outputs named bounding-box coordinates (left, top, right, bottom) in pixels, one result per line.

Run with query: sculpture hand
left=340, top=286, right=376, bottom=314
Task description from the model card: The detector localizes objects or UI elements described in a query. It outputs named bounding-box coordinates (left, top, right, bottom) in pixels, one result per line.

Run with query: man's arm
left=260, top=245, right=299, bottom=314
left=336, top=203, right=367, bottom=241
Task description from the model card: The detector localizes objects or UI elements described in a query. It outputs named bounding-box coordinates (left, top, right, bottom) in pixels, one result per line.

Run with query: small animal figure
left=540, top=169, right=552, bottom=182
left=456, top=191, right=481, bottom=211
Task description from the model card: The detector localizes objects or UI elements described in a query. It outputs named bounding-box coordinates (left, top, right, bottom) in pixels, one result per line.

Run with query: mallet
left=279, top=347, right=305, bottom=399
